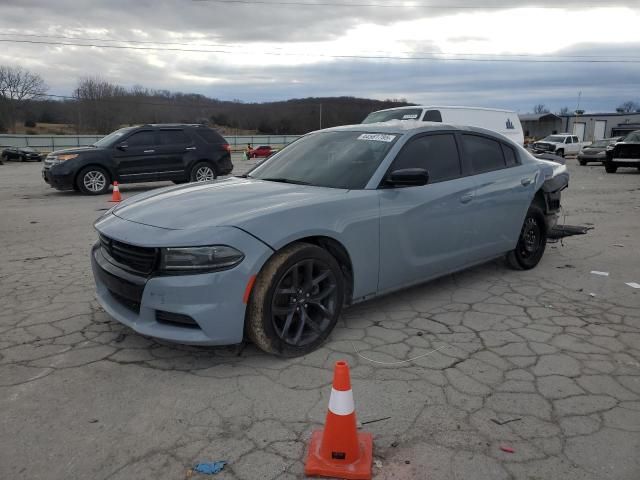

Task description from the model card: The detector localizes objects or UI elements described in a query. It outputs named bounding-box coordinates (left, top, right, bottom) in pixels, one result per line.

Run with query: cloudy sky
left=1, top=0, right=640, bottom=112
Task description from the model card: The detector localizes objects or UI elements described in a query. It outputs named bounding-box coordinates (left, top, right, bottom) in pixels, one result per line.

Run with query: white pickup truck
left=531, top=134, right=588, bottom=158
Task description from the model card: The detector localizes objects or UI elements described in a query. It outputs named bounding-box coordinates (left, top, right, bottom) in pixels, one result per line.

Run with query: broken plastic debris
left=500, top=446, right=515, bottom=454
left=590, top=271, right=609, bottom=276
left=192, top=461, right=227, bottom=475
left=612, top=244, right=625, bottom=247
left=589, top=293, right=596, bottom=297
left=626, top=282, right=640, bottom=289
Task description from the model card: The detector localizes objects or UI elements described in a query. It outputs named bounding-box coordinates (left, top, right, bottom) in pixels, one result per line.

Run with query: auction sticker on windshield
left=402, top=114, right=418, bottom=119
left=357, top=133, right=396, bottom=142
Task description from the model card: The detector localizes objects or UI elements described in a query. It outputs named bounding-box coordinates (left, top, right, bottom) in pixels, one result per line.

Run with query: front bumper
left=91, top=216, right=273, bottom=345
left=42, top=164, right=75, bottom=190
left=577, top=152, right=605, bottom=161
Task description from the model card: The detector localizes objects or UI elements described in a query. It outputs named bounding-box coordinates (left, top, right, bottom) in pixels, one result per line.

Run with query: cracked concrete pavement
left=1, top=156, right=639, bottom=479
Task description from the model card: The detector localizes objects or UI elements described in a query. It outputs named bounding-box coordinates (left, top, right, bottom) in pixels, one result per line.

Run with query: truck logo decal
left=506, top=119, right=515, bottom=129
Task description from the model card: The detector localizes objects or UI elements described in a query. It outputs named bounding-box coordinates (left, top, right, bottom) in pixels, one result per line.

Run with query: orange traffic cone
left=305, top=361, right=373, bottom=480
left=109, top=181, right=122, bottom=203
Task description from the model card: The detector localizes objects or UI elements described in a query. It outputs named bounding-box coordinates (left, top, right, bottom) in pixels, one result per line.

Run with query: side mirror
left=386, top=168, right=429, bottom=187
left=117, top=143, right=128, bottom=151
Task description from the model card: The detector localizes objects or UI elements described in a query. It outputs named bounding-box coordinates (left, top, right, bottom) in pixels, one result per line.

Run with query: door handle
left=185, top=146, right=197, bottom=151
left=460, top=193, right=473, bottom=204
left=521, top=177, right=532, bottom=186
left=143, top=149, right=155, bottom=154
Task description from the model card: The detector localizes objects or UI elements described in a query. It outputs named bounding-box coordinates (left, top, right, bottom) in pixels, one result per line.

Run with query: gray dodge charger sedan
left=92, top=121, right=569, bottom=356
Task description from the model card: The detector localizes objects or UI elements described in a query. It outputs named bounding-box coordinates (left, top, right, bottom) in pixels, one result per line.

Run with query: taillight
left=222, top=144, right=231, bottom=153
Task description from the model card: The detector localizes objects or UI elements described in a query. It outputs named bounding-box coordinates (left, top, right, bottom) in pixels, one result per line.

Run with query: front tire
left=555, top=149, right=564, bottom=158
left=77, top=166, right=110, bottom=195
left=189, top=161, right=217, bottom=182
left=507, top=204, right=547, bottom=270
left=604, top=162, right=617, bottom=173
left=246, top=242, right=345, bottom=357
left=578, top=159, right=587, bottom=166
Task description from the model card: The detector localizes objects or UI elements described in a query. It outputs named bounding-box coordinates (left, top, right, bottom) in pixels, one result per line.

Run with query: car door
left=154, top=129, right=192, bottom=180
left=112, top=130, right=159, bottom=180
left=377, top=132, right=477, bottom=292
left=460, top=133, right=537, bottom=260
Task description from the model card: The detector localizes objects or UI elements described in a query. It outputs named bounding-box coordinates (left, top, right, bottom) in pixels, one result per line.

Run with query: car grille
left=156, top=310, right=200, bottom=329
left=110, top=290, right=141, bottom=314
left=99, top=234, right=158, bottom=275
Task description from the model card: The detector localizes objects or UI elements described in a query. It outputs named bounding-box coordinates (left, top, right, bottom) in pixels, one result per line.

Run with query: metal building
left=519, top=113, right=562, bottom=140
left=559, top=112, right=640, bottom=142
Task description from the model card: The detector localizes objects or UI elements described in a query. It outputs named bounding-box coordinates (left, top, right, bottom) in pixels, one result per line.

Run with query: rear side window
left=422, top=110, right=442, bottom=122
left=392, top=134, right=461, bottom=183
left=192, top=128, right=225, bottom=144
left=462, top=134, right=506, bottom=173
left=501, top=144, right=518, bottom=167
left=159, top=130, right=189, bottom=145
left=572, top=136, right=579, bottom=143
left=126, top=131, right=155, bottom=147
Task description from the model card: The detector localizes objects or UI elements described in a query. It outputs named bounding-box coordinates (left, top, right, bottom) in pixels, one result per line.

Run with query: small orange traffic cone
left=305, top=361, right=373, bottom=480
left=109, top=181, right=122, bottom=203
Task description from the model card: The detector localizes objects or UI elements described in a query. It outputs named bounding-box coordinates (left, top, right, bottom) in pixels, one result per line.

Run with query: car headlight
left=160, top=245, right=244, bottom=273
left=58, top=154, right=79, bottom=161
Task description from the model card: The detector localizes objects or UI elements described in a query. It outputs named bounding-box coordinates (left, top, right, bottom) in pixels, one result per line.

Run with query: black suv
left=604, top=130, right=640, bottom=173
left=42, top=124, right=233, bottom=194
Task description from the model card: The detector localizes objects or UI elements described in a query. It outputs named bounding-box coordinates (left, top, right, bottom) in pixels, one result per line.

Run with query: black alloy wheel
left=506, top=204, right=547, bottom=270
left=246, top=242, right=345, bottom=356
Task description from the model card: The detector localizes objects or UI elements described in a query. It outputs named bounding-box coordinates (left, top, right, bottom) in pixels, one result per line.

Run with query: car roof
left=319, top=120, right=513, bottom=141
left=371, top=105, right=516, bottom=114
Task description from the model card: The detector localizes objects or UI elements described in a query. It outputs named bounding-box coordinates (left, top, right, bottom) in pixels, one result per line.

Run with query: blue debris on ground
left=192, top=461, right=227, bottom=475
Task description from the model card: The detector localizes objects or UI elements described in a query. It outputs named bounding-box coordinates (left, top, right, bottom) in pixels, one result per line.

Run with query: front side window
left=391, top=134, right=461, bottom=183
left=462, top=134, right=506, bottom=174
left=572, top=136, right=579, bottom=143
left=126, top=131, right=156, bottom=147
left=248, top=131, right=398, bottom=189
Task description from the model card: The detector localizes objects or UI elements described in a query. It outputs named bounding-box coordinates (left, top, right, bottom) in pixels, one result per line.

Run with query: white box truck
left=362, top=106, right=524, bottom=145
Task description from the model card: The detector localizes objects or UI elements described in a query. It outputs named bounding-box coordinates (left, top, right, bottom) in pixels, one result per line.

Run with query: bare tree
left=533, top=104, right=550, bottom=114
left=558, top=106, right=570, bottom=115
left=617, top=100, right=640, bottom=113
left=74, top=77, right=127, bottom=133
left=0, top=65, right=48, bottom=132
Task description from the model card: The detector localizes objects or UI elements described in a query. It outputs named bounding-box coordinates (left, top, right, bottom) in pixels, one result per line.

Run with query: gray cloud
left=0, top=0, right=639, bottom=112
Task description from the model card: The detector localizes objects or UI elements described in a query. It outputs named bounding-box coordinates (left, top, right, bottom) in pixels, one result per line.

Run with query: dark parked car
left=1, top=146, right=43, bottom=162
left=42, top=124, right=233, bottom=194
left=577, top=137, right=623, bottom=165
left=604, top=130, right=640, bottom=173
left=250, top=145, right=273, bottom=158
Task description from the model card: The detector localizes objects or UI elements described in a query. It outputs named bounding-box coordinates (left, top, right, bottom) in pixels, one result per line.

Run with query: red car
left=250, top=145, right=273, bottom=158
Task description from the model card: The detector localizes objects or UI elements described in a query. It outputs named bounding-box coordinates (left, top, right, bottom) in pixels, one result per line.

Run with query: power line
left=191, top=0, right=636, bottom=8
left=2, top=32, right=640, bottom=60
left=3, top=38, right=640, bottom=63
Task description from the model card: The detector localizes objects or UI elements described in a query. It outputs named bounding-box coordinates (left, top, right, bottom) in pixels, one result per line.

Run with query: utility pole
left=319, top=103, right=322, bottom=130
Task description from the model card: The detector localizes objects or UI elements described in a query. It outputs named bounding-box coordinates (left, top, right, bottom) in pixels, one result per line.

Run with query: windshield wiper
left=260, top=177, right=311, bottom=185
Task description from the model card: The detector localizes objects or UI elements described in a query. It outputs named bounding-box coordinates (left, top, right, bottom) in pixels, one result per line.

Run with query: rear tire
left=77, top=166, right=110, bottom=195
left=578, top=159, right=587, bottom=166
left=246, top=242, right=345, bottom=357
left=506, top=204, right=547, bottom=270
left=189, top=162, right=217, bottom=182
left=604, top=162, right=617, bottom=173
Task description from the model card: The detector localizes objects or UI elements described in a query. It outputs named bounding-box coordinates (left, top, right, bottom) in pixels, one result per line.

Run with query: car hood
left=50, top=146, right=103, bottom=155
left=112, top=177, right=349, bottom=230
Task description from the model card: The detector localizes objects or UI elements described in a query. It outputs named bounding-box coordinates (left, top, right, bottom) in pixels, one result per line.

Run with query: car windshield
left=93, top=127, right=135, bottom=148
left=362, top=108, right=423, bottom=124
left=542, top=135, right=566, bottom=142
left=623, top=131, right=640, bottom=142
left=590, top=140, right=609, bottom=148
left=22, top=147, right=36, bottom=152
left=247, top=130, right=398, bottom=189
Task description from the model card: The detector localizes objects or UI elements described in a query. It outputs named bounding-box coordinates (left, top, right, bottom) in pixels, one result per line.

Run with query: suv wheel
left=578, top=159, right=587, bottom=166
left=246, top=242, right=345, bottom=357
left=190, top=162, right=217, bottom=182
left=506, top=204, right=547, bottom=270
left=604, top=161, right=617, bottom=173
left=77, top=166, right=110, bottom=195
left=555, top=149, right=564, bottom=158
